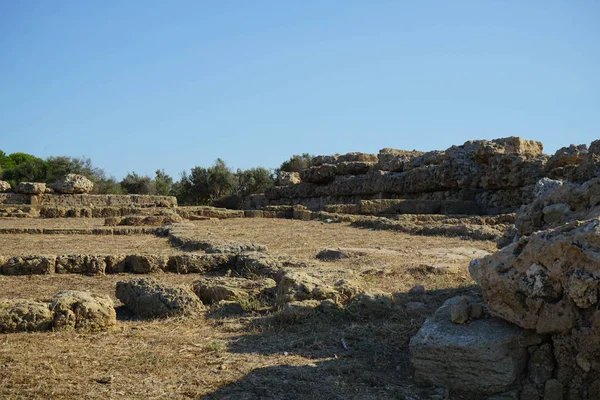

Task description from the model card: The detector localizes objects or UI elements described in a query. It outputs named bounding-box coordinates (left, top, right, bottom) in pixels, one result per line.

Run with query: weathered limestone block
left=55, top=254, right=106, bottom=275
left=192, top=277, right=275, bottom=304
left=125, top=254, right=169, bottom=273
left=324, top=203, right=360, bottom=214
left=166, top=254, right=235, bottom=273
left=105, top=255, right=128, bottom=273
left=0, top=180, right=11, bottom=192
left=0, top=299, right=53, bottom=333
left=300, top=164, right=338, bottom=183
left=479, top=155, right=547, bottom=190
left=277, top=171, right=301, bottom=186
left=15, top=182, right=46, bottom=194
left=335, top=161, right=375, bottom=175
left=1, top=255, right=56, bottom=275
left=115, top=277, right=203, bottom=318
left=547, top=144, right=588, bottom=170
left=235, top=252, right=311, bottom=280
left=377, top=149, right=425, bottom=172
left=275, top=269, right=338, bottom=303
left=472, top=137, right=544, bottom=164
left=312, top=152, right=377, bottom=166
left=410, top=297, right=541, bottom=395
left=349, top=290, right=394, bottom=314
left=476, top=219, right=600, bottom=333
left=51, top=290, right=116, bottom=331
left=515, top=178, right=600, bottom=235
left=337, top=152, right=378, bottom=163
left=37, top=194, right=177, bottom=208
left=52, top=174, right=94, bottom=194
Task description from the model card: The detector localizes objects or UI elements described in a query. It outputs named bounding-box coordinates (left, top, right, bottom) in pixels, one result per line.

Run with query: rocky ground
left=0, top=217, right=493, bottom=399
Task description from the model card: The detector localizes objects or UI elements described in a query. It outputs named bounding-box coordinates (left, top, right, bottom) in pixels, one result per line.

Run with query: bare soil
left=0, top=218, right=493, bottom=399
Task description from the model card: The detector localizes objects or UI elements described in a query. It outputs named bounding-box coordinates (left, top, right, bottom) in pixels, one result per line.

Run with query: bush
left=279, top=153, right=313, bottom=173
left=235, top=167, right=275, bottom=198
left=120, top=172, right=155, bottom=195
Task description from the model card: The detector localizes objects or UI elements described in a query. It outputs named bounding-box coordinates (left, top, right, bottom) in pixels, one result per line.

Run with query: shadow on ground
left=202, top=285, right=481, bottom=400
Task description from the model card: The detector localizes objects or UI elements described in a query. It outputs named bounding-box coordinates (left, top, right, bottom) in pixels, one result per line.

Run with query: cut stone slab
left=410, top=297, right=542, bottom=395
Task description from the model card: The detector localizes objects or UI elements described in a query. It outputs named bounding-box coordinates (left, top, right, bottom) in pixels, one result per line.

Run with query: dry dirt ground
left=0, top=218, right=496, bottom=399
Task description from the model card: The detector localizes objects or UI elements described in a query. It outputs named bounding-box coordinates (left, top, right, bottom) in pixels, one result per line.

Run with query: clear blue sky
left=1, top=1, right=598, bottom=179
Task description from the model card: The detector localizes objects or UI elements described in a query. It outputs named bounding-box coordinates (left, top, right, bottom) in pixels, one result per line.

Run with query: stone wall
left=0, top=193, right=177, bottom=208
left=265, top=137, right=600, bottom=216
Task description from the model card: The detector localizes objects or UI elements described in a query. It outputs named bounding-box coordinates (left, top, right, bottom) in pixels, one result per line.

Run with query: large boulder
left=51, top=290, right=116, bottom=331
left=115, top=277, right=203, bottom=319
left=410, top=297, right=542, bottom=395
left=0, top=180, right=11, bottom=192
left=52, top=174, right=94, bottom=194
left=474, top=218, right=600, bottom=396
left=475, top=218, right=600, bottom=333
left=15, top=182, right=46, bottom=194
left=0, top=299, right=53, bottom=333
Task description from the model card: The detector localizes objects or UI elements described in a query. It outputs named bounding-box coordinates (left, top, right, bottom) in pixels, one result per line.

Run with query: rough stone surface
left=350, top=291, right=394, bottom=314
left=544, top=379, right=564, bottom=400
left=235, top=252, right=311, bottom=280
left=515, top=178, right=600, bottom=235
left=277, top=171, right=301, bottom=186
left=316, top=248, right=350, bottom=261
left=126, top=254, right=169, bottom=273
left=450, top=296, right=470, bottom=324
left=476, top=218, right=599, bottom=334
left=55, top=254, right=107, bottom=275
left=527, top=343, right=555, bottom=385
left=265, top=137, right=600, bottom=218
left=0, top=180, right=11, bottom=192
left=547, top=144, right=588, bottom=170
left=52, top=174, right=94, bottom=194
left=410, top=297, right=542, bottom=395
left=167, top=254, right=235, bottom=273
left=15, top=182, right=46, bottom=194
left=192, top=277, right=275, bottom=305
left=51, top=290, right=116, bottom=331
left=115, top=278, right=203, bottom=319
left=275, top=270, right=338, bottom=303
left=0, top=299, right=53, bottom=333
left=520, top=384, right=540, bottom=400
left=1, top=255, right=55, bottom=275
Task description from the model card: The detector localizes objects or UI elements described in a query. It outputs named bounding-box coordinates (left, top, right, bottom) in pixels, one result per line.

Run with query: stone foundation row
left=0, top=253, right=238, bottom=276
left=0, top=227, right=160, bottom=235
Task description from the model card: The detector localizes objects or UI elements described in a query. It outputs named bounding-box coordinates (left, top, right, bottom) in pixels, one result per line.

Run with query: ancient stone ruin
left=407, top=139, right=600, bottom=399
left=0, top=139, right=599, bottom=399
left=264, top=136, right=599, bottom=217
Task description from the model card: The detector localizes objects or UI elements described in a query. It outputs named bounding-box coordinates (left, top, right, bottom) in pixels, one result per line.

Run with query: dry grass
left=0, top=218, right=493, bottom=399
left=0, top=234, right=181, bottom=257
